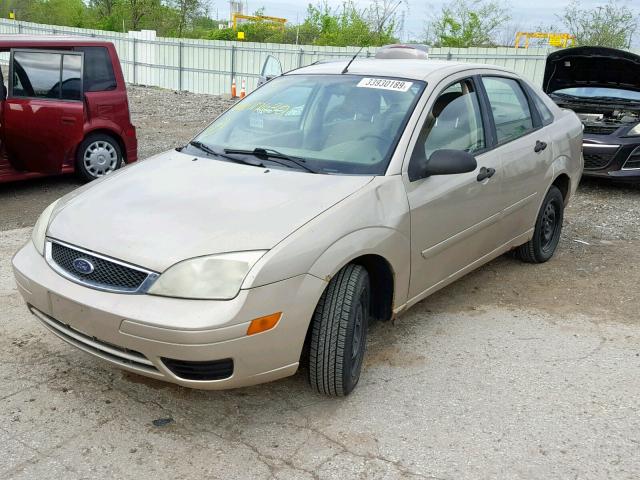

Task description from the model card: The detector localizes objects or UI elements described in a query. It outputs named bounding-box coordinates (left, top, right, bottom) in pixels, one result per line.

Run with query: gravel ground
left=129, top=85, right=236, bottom=160
left=1, top=85, right=639, bottom=479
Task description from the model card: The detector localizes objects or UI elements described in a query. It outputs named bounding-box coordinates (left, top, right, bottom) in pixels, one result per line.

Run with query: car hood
left=48, top=150, right=374, bottom=272
left=543, top=46, right=640, bottom=94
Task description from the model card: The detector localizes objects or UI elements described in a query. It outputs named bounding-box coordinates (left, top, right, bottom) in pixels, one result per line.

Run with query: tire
left=516, top=185, right=564, bottom=263
left=309, top=264, right=370, bottom=396
left=75, top=133, right=123, bottom=182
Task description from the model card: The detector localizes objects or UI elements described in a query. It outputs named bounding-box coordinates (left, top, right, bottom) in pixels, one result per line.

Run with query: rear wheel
left=516, top=185, right=564, bottom=263
left=309, top=264, right=370, bottom=396
left=76, top=133, right=123, bottom=182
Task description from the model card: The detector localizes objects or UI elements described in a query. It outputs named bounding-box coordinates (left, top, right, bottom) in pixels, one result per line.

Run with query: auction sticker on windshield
left=357, top=78, right=413, bottom=92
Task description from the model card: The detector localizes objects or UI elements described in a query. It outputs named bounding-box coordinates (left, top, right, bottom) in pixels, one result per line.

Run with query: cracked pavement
left=2, top=226, right=640, bottom=479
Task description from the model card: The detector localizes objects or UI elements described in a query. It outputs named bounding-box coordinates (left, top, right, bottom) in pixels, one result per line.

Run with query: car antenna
left=341, top=47, right=364, bottom=74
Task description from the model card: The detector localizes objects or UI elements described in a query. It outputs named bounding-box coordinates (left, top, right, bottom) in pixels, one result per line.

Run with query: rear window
left=75, top=46, right=117, bottom=92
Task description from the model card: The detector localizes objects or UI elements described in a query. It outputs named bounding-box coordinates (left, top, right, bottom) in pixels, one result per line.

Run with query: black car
left=543, top=46, right=640, bottom=182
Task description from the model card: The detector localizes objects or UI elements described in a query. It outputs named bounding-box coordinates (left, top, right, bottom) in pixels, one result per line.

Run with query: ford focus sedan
left=13, top=50, right=583, bottom=396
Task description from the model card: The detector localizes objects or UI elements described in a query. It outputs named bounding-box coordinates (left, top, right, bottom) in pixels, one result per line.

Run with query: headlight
left=147, top=251, right=266, bottom=300
left=32, top=200, right=60, bottom=256
left=627, top=123, right=640, bottom=136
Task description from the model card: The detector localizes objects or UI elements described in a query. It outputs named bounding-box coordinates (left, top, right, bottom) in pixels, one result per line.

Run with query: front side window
left=412, top=79, right=486, bottom=163
left=11, top=51, right=82, bottom=100
left=191, top=74, right=425, bottom=175
left=482, top=76, right=534, bottom=143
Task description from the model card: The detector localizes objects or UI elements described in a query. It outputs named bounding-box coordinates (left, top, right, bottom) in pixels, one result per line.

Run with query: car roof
left=288, top=58, right=514, bottom=82
left=0, top=35, right=113, bottom=49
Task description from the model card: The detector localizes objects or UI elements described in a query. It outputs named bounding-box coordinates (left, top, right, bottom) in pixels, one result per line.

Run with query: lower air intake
left=161, top=357, right=234, bottom=381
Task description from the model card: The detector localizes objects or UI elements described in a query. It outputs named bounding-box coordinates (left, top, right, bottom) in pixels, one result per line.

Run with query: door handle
left=476, top=167, right=496, bottom=182
left=61, top=116, right=76, bottom=125
left=534, top=140, right=547, bottom=153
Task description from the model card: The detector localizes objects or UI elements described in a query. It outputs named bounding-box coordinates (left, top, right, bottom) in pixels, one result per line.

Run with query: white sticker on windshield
left=357, top=78, right=413, bottom=92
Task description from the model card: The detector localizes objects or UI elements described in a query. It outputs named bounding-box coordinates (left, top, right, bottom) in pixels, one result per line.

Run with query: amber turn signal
left=247, top=312, right=282, bottom=336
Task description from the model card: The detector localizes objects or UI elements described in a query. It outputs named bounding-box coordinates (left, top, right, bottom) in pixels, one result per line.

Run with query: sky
left=222, top=0, right=639, bottom=46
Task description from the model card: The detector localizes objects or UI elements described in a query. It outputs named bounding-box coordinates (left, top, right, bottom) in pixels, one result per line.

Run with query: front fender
left=308, top=227, right=410, bottom=310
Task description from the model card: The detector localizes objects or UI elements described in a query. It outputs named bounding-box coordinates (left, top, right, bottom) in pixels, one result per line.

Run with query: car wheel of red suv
left=76, top=133, right=123, bottom=182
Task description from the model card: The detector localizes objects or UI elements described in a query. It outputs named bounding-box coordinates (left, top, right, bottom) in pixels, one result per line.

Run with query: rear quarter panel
left=524, top=79, right=583, bottom=203
left=549, top=108, right=584, bottom=203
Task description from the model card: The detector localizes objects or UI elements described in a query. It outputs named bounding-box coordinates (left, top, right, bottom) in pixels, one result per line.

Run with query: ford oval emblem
left=72, top=258, right=95, bottom=275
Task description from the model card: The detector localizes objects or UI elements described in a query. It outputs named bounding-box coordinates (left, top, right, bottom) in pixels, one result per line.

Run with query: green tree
left=170, top=0, right=206, bottom=37
left=425, top=0, right=511, bottom=47
left=25, top=0, right=88, bottom=27
left=558, top=0, right=638, bottom=49
left=301, top=1, right=399, bottom=46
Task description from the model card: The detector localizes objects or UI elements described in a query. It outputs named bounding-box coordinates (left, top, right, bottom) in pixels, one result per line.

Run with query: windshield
left=553, top=87, right=640, bottom=101
left=191, top=74, right=425, bottom=174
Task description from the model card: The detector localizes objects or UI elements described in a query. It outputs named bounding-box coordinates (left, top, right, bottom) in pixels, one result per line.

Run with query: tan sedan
left=13, top=48, right=583, bottom=396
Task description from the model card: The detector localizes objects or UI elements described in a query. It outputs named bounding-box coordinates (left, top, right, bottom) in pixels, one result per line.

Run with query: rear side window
left=12, top=51, right=62, bottom=98
left=61, top=55, right=82, bottom=100
left=482, top=77, right=534, bottom=143
left=75, top=46, right=117, bottom=92
left=530, top=91, right=554, bottom=125
left=11, top=51, right=82, bottom=101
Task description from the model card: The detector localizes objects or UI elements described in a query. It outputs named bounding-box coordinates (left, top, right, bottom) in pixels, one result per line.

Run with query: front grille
left=30, top=306, right=159, bottom=374
left=162, top=357, right=234, bottom=381
left=48, top=241, right=154, bottom=293
left=583, top=151, right=616, bottom=170
left=583, top=124, right=619, bottom=135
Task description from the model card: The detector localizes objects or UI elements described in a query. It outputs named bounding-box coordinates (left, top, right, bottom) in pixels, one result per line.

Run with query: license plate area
left=49, top=292, right=96, bottom=337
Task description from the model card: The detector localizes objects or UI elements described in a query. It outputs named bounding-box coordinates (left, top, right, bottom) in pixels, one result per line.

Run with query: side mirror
left=258, top=55, right=283, bottom=87
left=409, top=148, right=477, bottom=181
left=0, top=83, right=6, bottom=101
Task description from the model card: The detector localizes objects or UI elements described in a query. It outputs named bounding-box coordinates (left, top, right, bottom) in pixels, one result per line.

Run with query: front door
left=3, top=49, right=84, bottom=174
left=404, top=77, right=504, bottom=301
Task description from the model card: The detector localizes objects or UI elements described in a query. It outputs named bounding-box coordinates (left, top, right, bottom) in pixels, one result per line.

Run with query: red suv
left=0, top=36, right=137, bottom=183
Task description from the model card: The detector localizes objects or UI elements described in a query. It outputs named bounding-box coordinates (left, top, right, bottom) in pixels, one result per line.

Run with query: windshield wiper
left=224, top=147, right=320, bottom=174
left=549, top=92, right=584, bottom=101
left=188, top=141, right=266, bottom=168
left=586, top=96, right=639, bottom=104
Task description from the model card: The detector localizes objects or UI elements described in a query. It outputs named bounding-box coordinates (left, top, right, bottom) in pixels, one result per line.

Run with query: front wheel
left=76, top=133, right=123, bottom=182
left=516, top=185, right=564, bottom=263
left=308, top=264, right=370, bottom=396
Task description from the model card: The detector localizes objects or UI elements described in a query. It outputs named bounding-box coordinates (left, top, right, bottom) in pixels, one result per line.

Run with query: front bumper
left=582, top=136, right=640, bottom=181
left=12, top=241, right=326, bottom=389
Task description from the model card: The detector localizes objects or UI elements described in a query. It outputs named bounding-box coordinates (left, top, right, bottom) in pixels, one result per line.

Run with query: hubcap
left=541, top=201, right=558, bottom=252
left=350, top=294, right=367, bottom=378
left=83, top=141, right=117, bottom=177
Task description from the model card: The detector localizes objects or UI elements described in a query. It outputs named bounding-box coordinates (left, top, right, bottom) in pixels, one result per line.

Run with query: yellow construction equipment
left=515, top=32, right=575, bottom=48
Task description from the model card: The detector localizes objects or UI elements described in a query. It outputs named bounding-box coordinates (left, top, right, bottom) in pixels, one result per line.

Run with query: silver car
left=13, top=50, right=583, bottom=396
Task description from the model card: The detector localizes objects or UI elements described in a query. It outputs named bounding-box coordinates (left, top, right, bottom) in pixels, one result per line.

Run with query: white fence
left=2, top=18, right=636, bottom=96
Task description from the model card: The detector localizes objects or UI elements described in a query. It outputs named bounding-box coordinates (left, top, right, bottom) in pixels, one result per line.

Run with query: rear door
left=3, top=49, right=84, bottom=174
left=479, top=76, right=552, bottom=238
